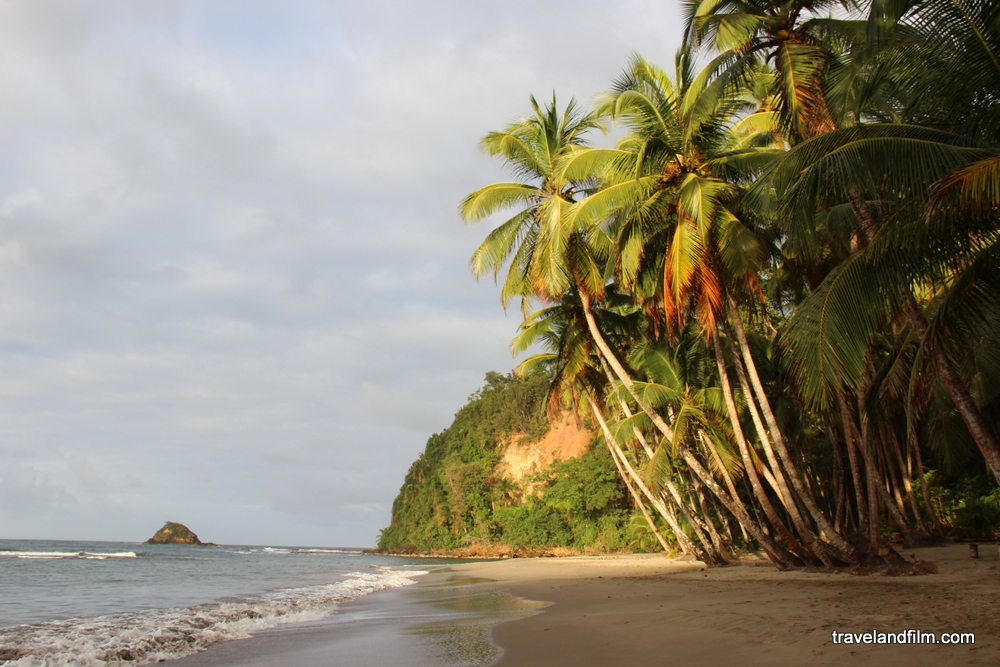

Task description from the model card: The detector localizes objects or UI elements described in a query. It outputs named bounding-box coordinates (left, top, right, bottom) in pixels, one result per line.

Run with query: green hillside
left=377, top=371, right=643, bottom=555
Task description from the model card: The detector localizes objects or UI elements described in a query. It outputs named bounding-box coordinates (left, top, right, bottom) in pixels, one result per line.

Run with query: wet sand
left=454, top=543, right=1000, bottom=666
left=168, top=570, right=540, bottom=667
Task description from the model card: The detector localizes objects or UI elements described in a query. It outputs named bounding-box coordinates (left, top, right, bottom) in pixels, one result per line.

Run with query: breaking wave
left=0, top=567, right=427, bottom=666
left=0, top=552, right=137, bottom=561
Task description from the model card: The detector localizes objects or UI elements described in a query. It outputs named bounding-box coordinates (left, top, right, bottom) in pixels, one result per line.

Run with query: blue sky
left=0, top=0, right=683, bottom=546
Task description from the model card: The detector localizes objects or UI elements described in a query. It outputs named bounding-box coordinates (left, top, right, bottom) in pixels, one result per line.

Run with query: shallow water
left=168, top=572, right=546, bottom=667
left=404, top=577, right=548, bottom=667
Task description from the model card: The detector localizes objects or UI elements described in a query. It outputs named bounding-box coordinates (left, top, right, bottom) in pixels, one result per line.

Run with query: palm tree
left=458, top=3, right=999, bottom=567
left=460, top=95, right=607, bottom=313
left=574, top=52, right=870, bottom=564
left=682, top=0, right=865, bottom=141
left=683, top=0, right=999, bottom=550
left=461, top=97, right=717, bottom=558
left=512, top=291, right=708, bottom=559
left=764, top=0, right=1000, bottom=481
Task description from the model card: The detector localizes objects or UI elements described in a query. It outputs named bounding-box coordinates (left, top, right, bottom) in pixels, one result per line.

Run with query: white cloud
left=1, top=190, right=43, bottom=217
left=0, top=0, right=683, bottom=546
left=71, top=453, right=107, bottom=488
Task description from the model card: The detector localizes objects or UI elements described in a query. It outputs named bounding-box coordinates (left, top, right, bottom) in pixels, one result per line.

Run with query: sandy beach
left=166, top=543, right=999, bottom=666
left=453, top=543, right=1000, bottom=666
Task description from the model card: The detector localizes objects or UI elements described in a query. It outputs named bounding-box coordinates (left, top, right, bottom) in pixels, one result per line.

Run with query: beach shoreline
left=166, top=566, right=540, bottom=667
left=450, top=543, right=999, bottom=666
left=161, top=543, right=998, bottom=666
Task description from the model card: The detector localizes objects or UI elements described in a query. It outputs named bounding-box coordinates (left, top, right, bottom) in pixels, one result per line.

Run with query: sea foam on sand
left=0, top=567, right=426, bottom=666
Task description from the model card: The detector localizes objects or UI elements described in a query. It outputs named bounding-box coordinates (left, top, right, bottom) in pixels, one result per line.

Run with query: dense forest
left=453, top=0, right=1000, bottom=570
left=377, top=371, right=645, bottom=555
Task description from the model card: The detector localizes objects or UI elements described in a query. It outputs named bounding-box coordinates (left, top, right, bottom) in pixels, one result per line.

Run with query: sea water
left=0, top=539, right=429, bottom=666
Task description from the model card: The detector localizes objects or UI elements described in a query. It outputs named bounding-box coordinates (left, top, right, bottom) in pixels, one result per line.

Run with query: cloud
left=0, top=459, right=76, bottom=514
left=71, top=453, right=107, bottom=487
left=0, top=0, right=682, bottom=546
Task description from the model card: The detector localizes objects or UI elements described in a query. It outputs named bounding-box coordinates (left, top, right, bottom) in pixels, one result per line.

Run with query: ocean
left=0, top=539, right=437, bottom=666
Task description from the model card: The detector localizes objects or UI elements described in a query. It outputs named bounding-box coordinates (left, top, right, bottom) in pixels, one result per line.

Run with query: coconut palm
left=573, top=52, right=871, bottom=563
left=682, top=0, right=866, bottom=141
left=461, top=95, right=727, bottom=558
left=512, top=290, right=710, bottom=559
left=458, top=1, right=998, bottom=568
left=764, top=0, right=1000, bottom=481
left=460, top=95, right=607, bottom=313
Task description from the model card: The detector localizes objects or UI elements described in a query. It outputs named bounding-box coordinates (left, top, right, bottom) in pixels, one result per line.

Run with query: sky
left=0, top=0, right=684, bottom=547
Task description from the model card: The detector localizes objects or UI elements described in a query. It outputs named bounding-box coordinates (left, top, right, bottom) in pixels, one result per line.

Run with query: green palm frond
left=468, top=208, right=534, bottom=279
left=480, top=130, right=545, bottom=177
left=716, top=210, right=767, bottom=279
left=510, top=306, right=561, bottom=354
left=643, top=441, right=678, bottom=494
left=558, top=147, right=632, bottom=182
left=633, top=344, right=686, bottom=390
left=514, top=352, right=558, bottom=378
left=730, top=110, right=781, bottom=135
left=567, top=176, right=661, bottom=230
left=775, top=41, right=828, bottom=139
left=677, top=173, right=732, bottom=235
left=459, top=183, right=538, bottom=223
left=666, top=218, right=706, bottom=305
left=930, top=152, right=1000, bottom=216
left=759, top=123, right=991, bottom=253
left=779, top=250, right=895, bottom=408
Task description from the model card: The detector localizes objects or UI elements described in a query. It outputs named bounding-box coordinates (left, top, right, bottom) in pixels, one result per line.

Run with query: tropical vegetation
left=457, top=0, right=1000, bottom=569
left=377, top=371, right=637, bottom=555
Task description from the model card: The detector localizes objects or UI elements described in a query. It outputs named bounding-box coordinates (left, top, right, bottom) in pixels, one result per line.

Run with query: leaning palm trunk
left=690, top=475, right=732, bottom=560
left=908, top=428, right=943, bottom=533
left=697, top=429, right=751, bottom=543
left=837, top=392, right=872, bottom=541
left=727, top=299, right=858, bottom=562
left=597, top=359, right=658, bottom=460
left=848, top=196, right=1000, bottom=482
left=601, top=423, right=675, bottom=554
left=829, top=427, right=849, bottom=534
left=885, top=426, right=923, bottom=531
left=674, top=442, right=793, bottom=568
left=586, top=393, right=703, bottom=558
left=593, top=391, right=727, bottom=562
left=868, top=421, right=912, bottom=534
left=900, top=295, right=1000, bottom=484
left=603, top=363, right=732, bottom=562
left=580, top=293, right=677, bottom=439
left=580, top=295, right=792, bottom=566
left=710, top=332, right=807, bottom=566
left=719, top=324, right=838, bottom=566
left=664, top=471, right=728, bottom=563
left=854, top=401, right=883, bottom=548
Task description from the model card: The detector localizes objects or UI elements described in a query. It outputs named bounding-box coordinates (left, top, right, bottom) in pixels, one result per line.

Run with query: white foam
left=0, top=551, right=137, bottom=560
left=220, top=547, right=358, bottom=556
left=0, top=567, right=428, bottom=666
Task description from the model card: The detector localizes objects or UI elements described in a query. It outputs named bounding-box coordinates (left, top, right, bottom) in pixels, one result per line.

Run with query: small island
left=145, top=521, right=216, bottom=546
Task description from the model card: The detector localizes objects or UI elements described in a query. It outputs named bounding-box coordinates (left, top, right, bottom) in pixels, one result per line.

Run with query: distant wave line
left=0, top=551, right=137, bottom=560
